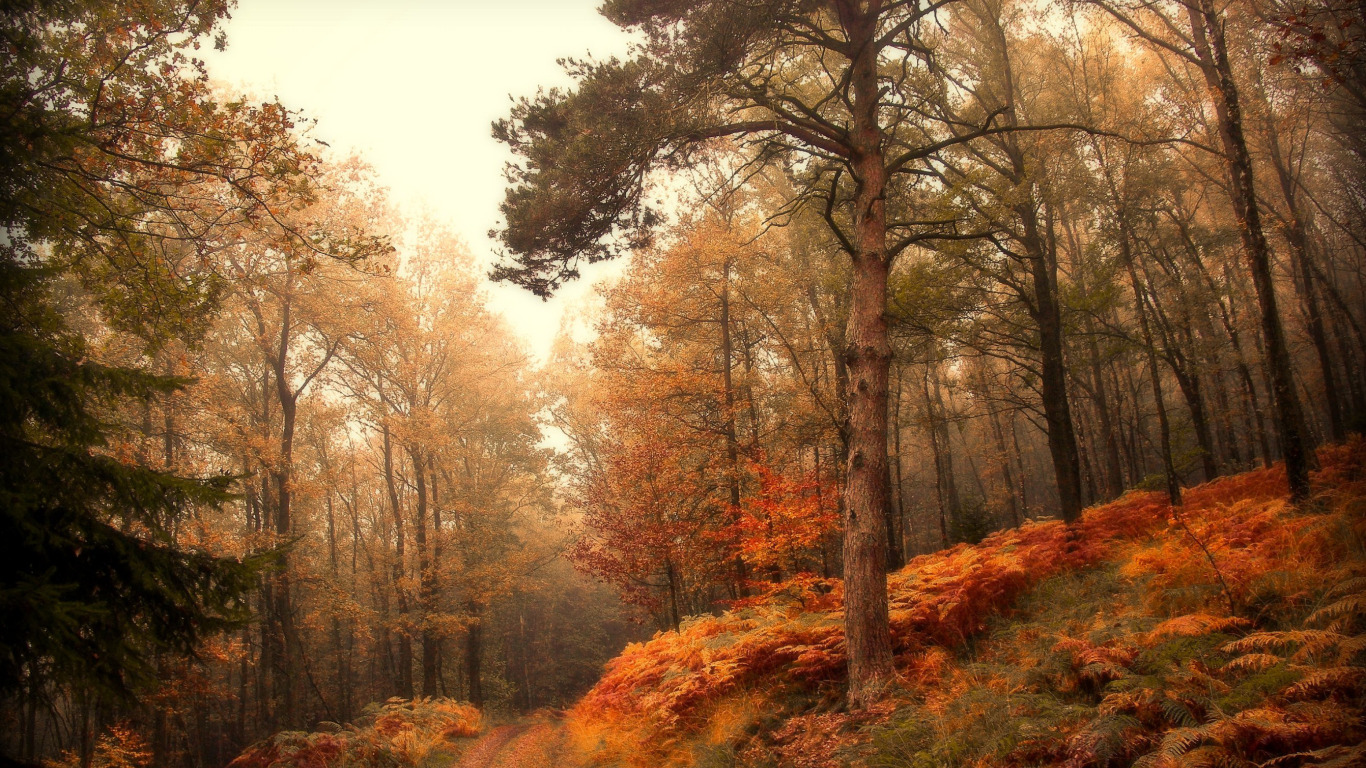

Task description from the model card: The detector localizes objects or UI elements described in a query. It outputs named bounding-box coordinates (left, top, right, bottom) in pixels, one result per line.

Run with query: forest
left=0, top=0, right=1362, bottom=767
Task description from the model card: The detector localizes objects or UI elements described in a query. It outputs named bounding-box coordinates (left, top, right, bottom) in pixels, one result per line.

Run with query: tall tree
left=493, top=0, right=1018, bottom=705
left=1085, top=0, right=1315, bottom=499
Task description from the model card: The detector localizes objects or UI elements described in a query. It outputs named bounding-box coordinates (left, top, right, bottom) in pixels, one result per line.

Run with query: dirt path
left=453, top=719, right=567, bottom=768
left=454, top=723, right=531, bottom=768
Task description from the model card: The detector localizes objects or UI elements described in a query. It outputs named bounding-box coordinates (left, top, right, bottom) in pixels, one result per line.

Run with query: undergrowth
left=565, top=439, right=1366, bottom=768
left=226, top=697, right=482, bottom=768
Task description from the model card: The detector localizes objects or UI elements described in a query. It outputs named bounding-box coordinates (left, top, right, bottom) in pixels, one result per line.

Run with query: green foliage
left=862, top=447, right=1366, bottom=768
left=950, top=498, right=996, bottom=545
left=491, top=57, right=676, bottom=296
left=869, top=691, right=1093, bottom=768
left=0, top=260, right=258, bottom=699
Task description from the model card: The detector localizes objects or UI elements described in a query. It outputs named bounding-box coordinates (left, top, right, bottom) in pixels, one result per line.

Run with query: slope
left=559, top=439, right=1366, bottom=767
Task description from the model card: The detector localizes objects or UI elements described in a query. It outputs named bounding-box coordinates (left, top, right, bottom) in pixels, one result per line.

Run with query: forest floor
left=451, top=723, right=528, bottom=768
left=228, top=439, right=1366, bottom=768
left=557, top=439, right=1366, bottom=767
left=453, top=717, right=566, bottom=768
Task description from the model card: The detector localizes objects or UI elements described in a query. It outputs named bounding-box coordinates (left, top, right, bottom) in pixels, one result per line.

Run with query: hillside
left=226, top=439, right=1366, bottom=768
left=559, top=440, right=1366, bottom=767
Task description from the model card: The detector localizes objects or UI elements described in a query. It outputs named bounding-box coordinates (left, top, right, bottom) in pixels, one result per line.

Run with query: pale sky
left=204, top=1, right=635, bottom=361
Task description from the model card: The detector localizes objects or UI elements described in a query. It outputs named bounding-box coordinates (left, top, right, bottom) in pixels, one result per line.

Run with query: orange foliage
left=567, top=438, right=1366, bottom=768
left=46, top=724, right=152, bottom=768
left=227, top=697, right=481, bottom=768
left=732, top=460, right=839, bottom=576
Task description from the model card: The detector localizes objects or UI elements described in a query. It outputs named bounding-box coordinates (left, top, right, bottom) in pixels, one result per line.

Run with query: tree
left=1084, top=0, right=1315, bottom=499
left=1, top=0, right=389, bottom=754
left=0, top=0, right=320, bottom=759
left=493, top=0, right=1014, bottom=706
left=0, top=259, right=256, bottom=733
left=922, top=0, right=1090, bottom=521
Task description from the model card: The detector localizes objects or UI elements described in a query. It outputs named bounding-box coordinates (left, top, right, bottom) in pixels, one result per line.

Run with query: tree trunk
left=1025, top=211, right=1085, bottom=522
left=408, top=446, right=439, bottom=697
left=464, top=601, right=483, bottom=707
left=1187, top=0, right=1312, bottom=500
left=428, top=456, right=445, bottom=691
left=840, top=2, right=894, bottom=706
left=988, top=404, right=1022, bottom=526
left=1141, top=264, right=1220, bottom=483
left=1259, top=75, right=1345, bottom=442
left=888, top=365, right=906, bottom=569
left=929, top=360, right=962, bottom=530
left=664, top=556, right=682, bottom=632
left=719, top=257, right=751, bottom=595
left=925, top=367, right=953, bottom=548
left=271, top=304, right=298, bottom=727
left=991, top=14, right=1083, bottom=521
left=1086, top=333, right=1125, bottom=499
left=1009, top=411, right=1031, bottom=517
left=383, top=425, right=413, bottom=699
left=1126, top=256, right=1183, bottom=506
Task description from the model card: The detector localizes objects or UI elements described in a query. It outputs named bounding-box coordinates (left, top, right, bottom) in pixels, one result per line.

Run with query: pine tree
left=0, top=258, right=257, bottom=700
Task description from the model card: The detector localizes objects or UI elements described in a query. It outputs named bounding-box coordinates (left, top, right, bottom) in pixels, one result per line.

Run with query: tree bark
left=1086, top=332, right=1125, bottom=499
left=270, top=298, right=298, bottom=727
left=925, top=367, right=953, bottom=548
left=1023, top=209, right=1085, bottom=522
left=988, top=403, right=1022, bottom=527
left=463, top=601, right=483, bottom=707
left=838, top=0, right=894, bottom=706
left=1126, top=255, right=1183, bottom=507
left=888, top=365, right=906, bottom=569
left=1271, top=144, right=1344, bottom=442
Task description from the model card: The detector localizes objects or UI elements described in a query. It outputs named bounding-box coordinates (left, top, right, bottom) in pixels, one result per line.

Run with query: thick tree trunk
left=840, top=2, right=894, bottom=706
left=1024, top=214, right=1085, bottom=522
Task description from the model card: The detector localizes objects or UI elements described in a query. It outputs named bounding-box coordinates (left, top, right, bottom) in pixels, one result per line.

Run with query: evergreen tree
left=0, top=258, right=256, bottom=699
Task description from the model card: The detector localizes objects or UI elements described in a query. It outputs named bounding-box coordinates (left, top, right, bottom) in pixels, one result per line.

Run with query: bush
left=227, top=697, right=482, bottom=768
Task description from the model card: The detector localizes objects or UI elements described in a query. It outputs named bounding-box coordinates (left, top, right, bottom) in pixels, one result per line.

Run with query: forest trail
left=455, top=724, right=528, bottom=768
left=456, top=721, right=564, bottom=768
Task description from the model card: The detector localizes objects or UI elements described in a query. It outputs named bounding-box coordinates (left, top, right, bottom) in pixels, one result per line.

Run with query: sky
left=203, top=0, right=636, bottom=361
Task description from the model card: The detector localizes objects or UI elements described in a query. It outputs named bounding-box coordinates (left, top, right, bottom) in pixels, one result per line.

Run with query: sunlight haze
left=205, top=0, right=633, bottom=361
